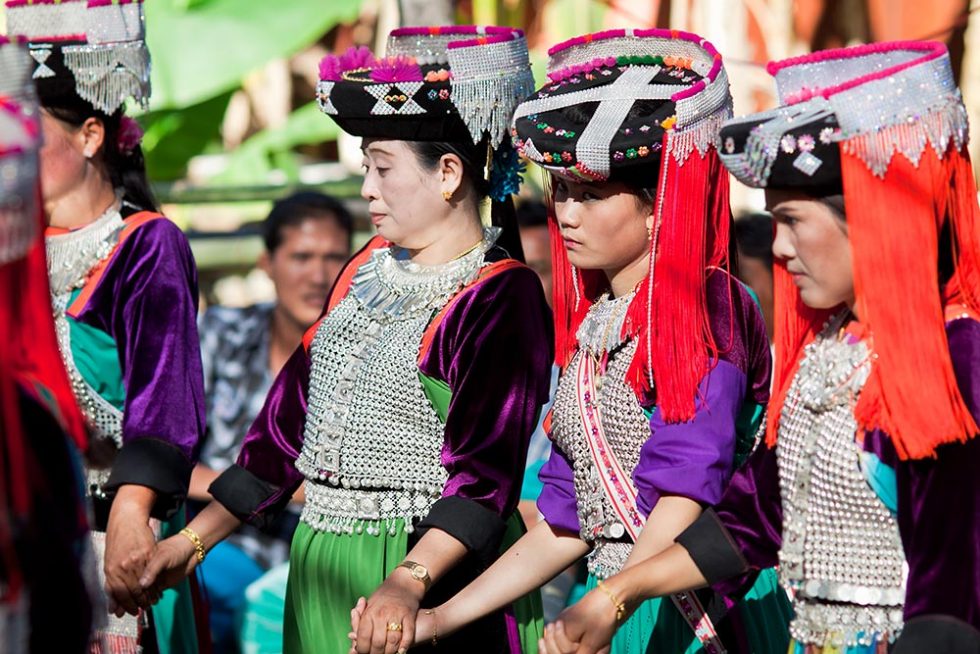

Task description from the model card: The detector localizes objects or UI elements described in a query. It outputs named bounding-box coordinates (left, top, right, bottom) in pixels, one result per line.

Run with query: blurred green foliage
left=140, top=0, right=361, bottom=182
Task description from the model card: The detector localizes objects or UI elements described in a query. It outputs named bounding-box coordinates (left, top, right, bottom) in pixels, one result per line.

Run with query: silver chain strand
left=776, top=315, right=906, bottom=649
left=298, top=229, right=499, bottom=536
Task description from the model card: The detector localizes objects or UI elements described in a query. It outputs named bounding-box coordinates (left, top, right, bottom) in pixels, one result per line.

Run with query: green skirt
left=284, top=515, right=543, bottom=654
left=585, top=567, right=791, bottom=654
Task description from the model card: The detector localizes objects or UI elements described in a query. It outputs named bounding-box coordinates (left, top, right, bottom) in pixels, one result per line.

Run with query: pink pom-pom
left=117, top=115, right=143, bottom=155
left=370, top=55, right=423, bottom=83
left=319, top=46, right=377, bottom=81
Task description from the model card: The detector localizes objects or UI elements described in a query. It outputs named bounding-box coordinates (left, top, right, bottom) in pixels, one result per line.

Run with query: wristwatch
left=397, top=560, right=431, bottom=592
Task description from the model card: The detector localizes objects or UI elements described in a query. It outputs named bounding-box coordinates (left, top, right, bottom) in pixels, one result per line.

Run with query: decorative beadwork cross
left=512, top=65, right=680, bottom=178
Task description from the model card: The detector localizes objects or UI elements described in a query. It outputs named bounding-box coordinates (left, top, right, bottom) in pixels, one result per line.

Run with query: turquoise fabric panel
left=67, top=288, right=125, bottom=411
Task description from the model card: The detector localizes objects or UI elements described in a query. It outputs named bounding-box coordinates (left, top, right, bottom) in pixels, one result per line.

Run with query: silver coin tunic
left=550, top=291, right=646, bottom=578
left=297, top=231, right=497, bottom=536
left=776, top=321, right=907, bottom=648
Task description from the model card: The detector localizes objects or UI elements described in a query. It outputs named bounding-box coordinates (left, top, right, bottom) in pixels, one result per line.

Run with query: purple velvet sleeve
left=418, top=265, right=554, bottom=517
left=228, top=344, right=311, bottom=517
left=711, top=442, right=783, bottom=570
left=537, top=442, right=581, bottom=534
left=82, top=218, right=205, bottom=460
left=893, top=317, right=980, bottom=635
left=635, top=360, right=746, bottom=515
left=80, top=218, right=205, bottom=511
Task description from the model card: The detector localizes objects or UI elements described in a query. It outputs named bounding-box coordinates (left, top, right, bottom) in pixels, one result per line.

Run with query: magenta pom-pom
left=319, top=46, right=378, bottom=81
left=370, top=55, right=423, bottom=83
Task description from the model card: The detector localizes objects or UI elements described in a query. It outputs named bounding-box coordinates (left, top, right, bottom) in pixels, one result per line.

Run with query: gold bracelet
left=596, top=579, right=626, bottom=622
left=423, top=609, right=438, bottom=647
left=179, top=527, right=206, bottom=563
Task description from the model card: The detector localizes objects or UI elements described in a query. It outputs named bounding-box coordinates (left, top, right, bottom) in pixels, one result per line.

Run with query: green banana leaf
left=145, top=0, right=361, bottom=111
left=139, top=0, right=361, bottom=181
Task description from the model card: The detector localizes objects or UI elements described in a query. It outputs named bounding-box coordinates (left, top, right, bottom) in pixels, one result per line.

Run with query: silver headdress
left=0, top=37, right=40, bottom=266
left=719, top=41, right=968, bottom=186
left=5, top=0, right=150, bottom=114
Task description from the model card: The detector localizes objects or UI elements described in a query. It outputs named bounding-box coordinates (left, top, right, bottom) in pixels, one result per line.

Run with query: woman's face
left=552, top=176, right=652, bottom=275
left=38, top=111, right=88, bottom=210
left=767, top=190, right=854, bottom=310
left=360, top=139, right=457, bottom=249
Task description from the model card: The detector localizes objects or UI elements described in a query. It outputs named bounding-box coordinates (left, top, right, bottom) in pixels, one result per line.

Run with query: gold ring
left=386, top=622, right=403, bottom=632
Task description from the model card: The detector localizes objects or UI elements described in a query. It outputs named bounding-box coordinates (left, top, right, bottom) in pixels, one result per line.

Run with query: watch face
left=411, top=565, right=427, bottom=579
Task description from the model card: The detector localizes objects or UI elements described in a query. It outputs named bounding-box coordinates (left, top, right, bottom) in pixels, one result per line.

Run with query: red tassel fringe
left=768, top=144, right=980, bottom=459
left=548, top=136, right=736, bottom=423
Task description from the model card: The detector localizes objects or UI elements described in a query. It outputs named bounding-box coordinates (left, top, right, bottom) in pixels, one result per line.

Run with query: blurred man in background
left=192, top=192, right=353, bottom=654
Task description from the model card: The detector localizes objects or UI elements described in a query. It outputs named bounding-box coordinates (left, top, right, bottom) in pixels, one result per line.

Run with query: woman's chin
left=798, top=288, right=845, bottom=311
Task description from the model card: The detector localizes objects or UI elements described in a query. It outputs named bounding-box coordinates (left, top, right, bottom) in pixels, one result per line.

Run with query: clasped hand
left=348, top=571, right=437, bottom=654
left=118, top=532, right=201, bottom=608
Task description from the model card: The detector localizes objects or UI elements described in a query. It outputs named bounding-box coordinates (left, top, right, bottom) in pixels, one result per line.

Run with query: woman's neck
left=605, top=250, right=650, bottom=298
left=47, top=171, right=118, bottom=230
left=406, top=205, right=484, bottom=266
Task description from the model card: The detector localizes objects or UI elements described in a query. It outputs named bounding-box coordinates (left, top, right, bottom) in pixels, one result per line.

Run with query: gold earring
left=442, top=190, right=452, bottom=202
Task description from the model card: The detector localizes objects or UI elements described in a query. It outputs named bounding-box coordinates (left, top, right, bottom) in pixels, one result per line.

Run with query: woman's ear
left=438, top=152, right=465, bottom=199
left=79, top=117, right=106, bottom=159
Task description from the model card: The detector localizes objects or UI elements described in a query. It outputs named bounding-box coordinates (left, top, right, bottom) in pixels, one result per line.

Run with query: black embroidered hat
left=316, top=25, right=534, bottom=149
left=511, top=28, right=732, bottom=185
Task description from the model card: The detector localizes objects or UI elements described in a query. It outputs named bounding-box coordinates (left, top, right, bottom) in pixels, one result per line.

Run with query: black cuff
left=103, top=438, right=193, bottom=520
left=209, top=464, right=289, bottom=530
left=416, top=496, right=507, bottom=565
left=675, top=509, right=749, bottom=585
left=893, top=615, right=980, bottom=654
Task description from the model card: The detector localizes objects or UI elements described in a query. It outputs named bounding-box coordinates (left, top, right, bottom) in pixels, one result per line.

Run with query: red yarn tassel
left=844, top=145, right=978, bottom=459
left=765, top=259, right=834, bottom=447
left=944, top=147, right=980, bottom=313
left=629, top=141, right=731, bottom=423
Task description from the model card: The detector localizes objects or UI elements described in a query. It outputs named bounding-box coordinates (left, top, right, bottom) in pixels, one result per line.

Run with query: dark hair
left=407, top=139, right=525, bottom=262
left=734, top=212, right=774, bottom=269
left=515, top=200, right=548, bottom=228
left=42, top=94, right=158, bottom=212
left=262, top=191, right=354, bottom=253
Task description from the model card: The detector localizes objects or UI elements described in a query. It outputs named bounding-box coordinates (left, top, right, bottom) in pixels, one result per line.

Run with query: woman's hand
left=353, top=569, right=426, bottom=654
left=103, top=486, right=157, bottom=617
left=138, top=534, right=198, bottom=600
left=539, top=586, right=625, bottom=654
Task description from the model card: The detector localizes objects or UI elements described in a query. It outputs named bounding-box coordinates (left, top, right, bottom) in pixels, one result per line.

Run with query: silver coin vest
left=297, top=231, right=496, bottom=536
left=46, top=203, right=127, bottom=499
left=776, top=319, right=906, bottom=648
left=550, top=292, right=647, bottom=578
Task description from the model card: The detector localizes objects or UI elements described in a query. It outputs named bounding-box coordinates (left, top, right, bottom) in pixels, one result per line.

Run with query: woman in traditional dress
left=0, top=34, right=94, bottom=654
left=140, top=26, right=552, bottom=654
left=537, top=41, right=980, bottom=654
left=4, top=1, right=206, bottom=652
left=359, top=28, right=792, bottom=654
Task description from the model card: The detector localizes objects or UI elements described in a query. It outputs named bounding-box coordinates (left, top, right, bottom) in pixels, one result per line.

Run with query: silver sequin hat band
left=719, top=41, right=968, bottom=186
left=5, top=0, right=151, bottom=114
